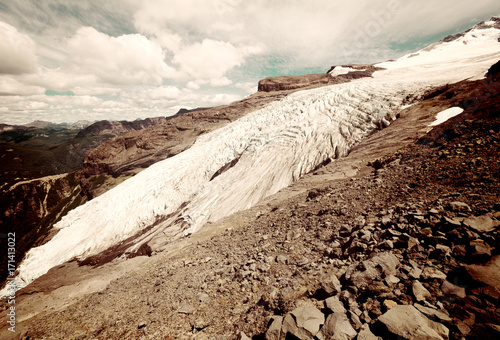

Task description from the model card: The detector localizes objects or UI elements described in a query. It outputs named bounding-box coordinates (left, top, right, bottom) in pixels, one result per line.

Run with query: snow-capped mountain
left=4, top=18, right=500, bottom=295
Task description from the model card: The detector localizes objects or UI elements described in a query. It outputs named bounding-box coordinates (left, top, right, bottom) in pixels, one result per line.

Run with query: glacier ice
left=2, top=22, right=500, bottom=295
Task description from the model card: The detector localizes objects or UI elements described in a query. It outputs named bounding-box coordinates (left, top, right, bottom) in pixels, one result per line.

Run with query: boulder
left=265, top=316, right=283, bottom=340
left=376, top=305, right=449, bottom=340
left=317, top=297, right=356, bottom=340
left=281, top=306, right=325, bottom=340
left=412, top=281, right=433, bottom=301
left=469, top=240, right=493, bottom=258
left=357, top=324, right=380, bottom=340
left=422, top=267, right=447, bottom=280
left=344, top=252, right=399, bottom=289
left=321, top=274, right=342, bottom=296
left=448, top=201, right=471, bottom=213
left=463, top=215, right=500, bottom=233
left=441, top=280, right=466, bottom=299
left=465, top=256, right=500, bottom=290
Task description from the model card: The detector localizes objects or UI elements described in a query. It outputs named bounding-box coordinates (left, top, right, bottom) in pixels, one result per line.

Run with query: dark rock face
left=487, top=60, right=500, bottom=78
left=76, top=117, right=169, bottom=139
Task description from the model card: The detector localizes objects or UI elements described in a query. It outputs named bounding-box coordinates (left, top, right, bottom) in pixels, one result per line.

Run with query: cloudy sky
left=0, top=0, right=499, bottom=125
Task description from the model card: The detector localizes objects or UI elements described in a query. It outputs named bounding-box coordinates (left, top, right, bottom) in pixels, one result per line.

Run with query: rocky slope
left=257, top=65, right=380, bottom=92
left=4, top=63, right=499, bottom=340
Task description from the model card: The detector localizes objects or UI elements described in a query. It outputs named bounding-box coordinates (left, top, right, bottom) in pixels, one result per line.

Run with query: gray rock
left=407, top=260, right=423, bottom=279
left=281, top=306, right=325, bottom=340
left=441, top=280, right=466, bottom=299
left=357, top=324, right=380, bottom=340
left=412, top=281, right=432, bottom=301
left=463, top=214, right=500, bottom=232
left=448, top=201, right=471, bottom=212
left=384, top=275, right=400, bottom=287
left=317, top=297, right=356, bottom=340
left=422, top=267, right=447, bottom=280
left=344, top=252, right=399, bottom=289
left=469, top=240, right=492, bottom=257
left=178, top=302, right=196, bottom=314
left=265, top=316, right=283, bottom=340
left=321, top=274, right=342, bottom=296
left=377, top=305, right=449, bottom=340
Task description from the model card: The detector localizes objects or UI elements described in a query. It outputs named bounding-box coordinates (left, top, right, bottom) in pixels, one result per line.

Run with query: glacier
left=3, top=20, right=500, bottom=295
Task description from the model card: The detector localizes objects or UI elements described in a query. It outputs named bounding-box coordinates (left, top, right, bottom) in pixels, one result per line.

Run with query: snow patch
left=329, top=66, right=365, bottom=77
left=428, top=107, right=464, bottom=127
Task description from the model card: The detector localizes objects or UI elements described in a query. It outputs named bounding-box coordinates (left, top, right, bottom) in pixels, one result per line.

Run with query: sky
left=0, top=0, right=499, bottom=125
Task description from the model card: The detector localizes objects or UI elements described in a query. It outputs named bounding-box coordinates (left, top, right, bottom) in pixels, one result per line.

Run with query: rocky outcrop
left=257, top=65, right=382, bottom=92
left=75, top=117, right=169, bottom=139
left=258, top=73, right=331, bottom=92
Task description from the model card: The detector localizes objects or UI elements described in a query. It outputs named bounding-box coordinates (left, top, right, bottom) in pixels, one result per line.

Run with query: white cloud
left=148, top=86, right=181, bottom=100
left=67, top=26, right=176, bottom=85
left=2, top=0, right=500, bottom=125
left=0, top=21, right=38, bottom=74
left=172, top=39, right=262, bottom=80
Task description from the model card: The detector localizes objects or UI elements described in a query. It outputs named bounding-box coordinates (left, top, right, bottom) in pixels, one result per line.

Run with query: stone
left=321, top=274, right=342, bottom=296
left=384, top=275, right=400, bottom=287
left=265, top=316, right=283, bottom=340
left=382, top=300, right=398, bottom=311
left=465, top=256, right=500, bottom=290
left=448, top=201, right=471, bottom=212
left=422, top=267, right=447, bottom=280
left=407, top=261, right=423, bottom=280
left=377, top=305, right=449, bottom=340
left=357, top=324, right=380, bottom=340
left=441, top=280, right=466, bottom=299
left=348, top=311, right=362, bottom=330
left=469, top=240, right=492, bottom=258
left=378, top=240, right=394, bottom=250
left=198, top=293, right=211, bottom=304
left=414, top=303, right=452, bottom=322
left=344, top=252, right=399, bottom=289
left=317, top=297, right=356, bottom=340
left=463, top=214, right=500, bottom=232
left=178, top=302, right=196, bottom=314
left=452, top=244, right=467, bottom=258
left=281, top=306, right=325, bottom=340
left=442, top=216, right=462, bottom=228
left=412, top=281, right=432, bottom=301
left=138, top=321, right=147, bottom=329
